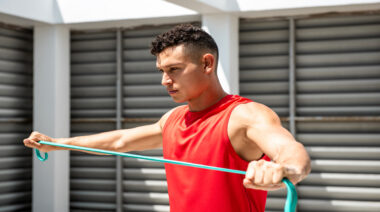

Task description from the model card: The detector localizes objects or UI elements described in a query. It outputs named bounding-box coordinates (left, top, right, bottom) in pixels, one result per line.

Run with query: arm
left=23, top=109, right=174, bottom=154
left=230, top=102, right=311, bottom=190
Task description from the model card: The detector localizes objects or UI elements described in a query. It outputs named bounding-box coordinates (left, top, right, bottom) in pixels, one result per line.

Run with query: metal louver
left=240, top=14, right=380, bottom=212
left=70, top=30, right=118, bottom=211
left=239, top=19, right=290, bottom=117
left=295, top=14, right=380, bottom=212
left=0, top=24, right=33, bottom=211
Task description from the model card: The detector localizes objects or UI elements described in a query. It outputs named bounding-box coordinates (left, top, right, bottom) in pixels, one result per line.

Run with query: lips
left=168, top=89, right=178, bottom=95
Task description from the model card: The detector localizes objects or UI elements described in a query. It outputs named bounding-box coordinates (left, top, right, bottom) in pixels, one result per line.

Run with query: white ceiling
left=0, top=0, right=380, bottom=25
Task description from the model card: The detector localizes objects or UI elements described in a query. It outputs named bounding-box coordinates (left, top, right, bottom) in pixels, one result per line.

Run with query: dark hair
left=150, top=24, right=219, bottom=61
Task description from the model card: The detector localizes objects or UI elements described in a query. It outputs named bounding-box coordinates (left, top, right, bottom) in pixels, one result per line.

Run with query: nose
left=161, top=72, right=173, bottom=86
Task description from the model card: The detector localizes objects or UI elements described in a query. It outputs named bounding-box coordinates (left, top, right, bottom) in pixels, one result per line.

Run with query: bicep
left=243, top=103, right=303, bottom=162
left=247, top=122, right=298, bottom=162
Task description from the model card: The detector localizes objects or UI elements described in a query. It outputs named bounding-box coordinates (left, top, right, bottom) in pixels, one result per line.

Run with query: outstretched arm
left=23, top=109, right=174, bottom=154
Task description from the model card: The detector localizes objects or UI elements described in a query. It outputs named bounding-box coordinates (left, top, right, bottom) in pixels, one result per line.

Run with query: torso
left=162, top=95, right=268, bottom=212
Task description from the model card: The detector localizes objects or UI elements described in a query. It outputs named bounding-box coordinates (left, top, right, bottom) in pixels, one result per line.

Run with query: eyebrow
left=156, top=63, right=183, bottom=70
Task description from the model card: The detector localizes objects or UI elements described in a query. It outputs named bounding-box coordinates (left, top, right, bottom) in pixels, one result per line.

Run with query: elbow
left=113, top=138, right=127, bottom=152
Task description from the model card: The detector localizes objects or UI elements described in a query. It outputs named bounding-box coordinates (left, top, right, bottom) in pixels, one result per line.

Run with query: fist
left=23, top=131, right=57, bottom=152
left=243, top=160, right=286, bottom=191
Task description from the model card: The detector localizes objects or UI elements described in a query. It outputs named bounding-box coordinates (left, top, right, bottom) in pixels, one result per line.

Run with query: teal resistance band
left=36, top=140, right=297, bottom=212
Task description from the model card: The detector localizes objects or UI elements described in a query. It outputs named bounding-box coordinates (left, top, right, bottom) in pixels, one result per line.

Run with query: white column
left=202, top=14, right=239, bottom=94
left=33, top=24, right=70, bottom=212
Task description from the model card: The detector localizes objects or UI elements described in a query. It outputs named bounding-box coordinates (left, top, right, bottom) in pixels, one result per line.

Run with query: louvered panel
left=71, top=30, right=116, bottom=119
left=241, top=14, right=380, bottom=212
left=70, top=145, right=117, bottom=211
left=240, top=19, right=289, bottom=117
left=0, top=24, right=32, bottom=212
left=297, top=119, right=380, bottom=211
left=295, top=16, right=380, bottom=207
left=70, top=28, right=118, bottom=212
left=296, top=15, right=380, bottom=117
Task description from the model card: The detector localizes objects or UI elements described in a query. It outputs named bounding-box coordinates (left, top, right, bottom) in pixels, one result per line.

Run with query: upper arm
left=231, top=102, right=306, bottom=163
left=117, top=107, right=177, bottom=152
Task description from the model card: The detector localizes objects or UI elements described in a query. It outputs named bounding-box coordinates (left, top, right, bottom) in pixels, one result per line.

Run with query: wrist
left=53, top=138, right=70, bottom=150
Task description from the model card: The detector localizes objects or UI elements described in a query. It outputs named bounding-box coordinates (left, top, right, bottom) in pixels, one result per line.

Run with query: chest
left=163, top=112, right=230, bottom=164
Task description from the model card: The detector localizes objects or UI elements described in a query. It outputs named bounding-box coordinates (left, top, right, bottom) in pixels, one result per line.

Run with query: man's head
left=151, top=24, right=219, bottom=67
left=150, top=24, right=222, bottom=106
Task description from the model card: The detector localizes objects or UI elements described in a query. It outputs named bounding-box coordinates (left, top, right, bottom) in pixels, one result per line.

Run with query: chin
left=171, top=96, right=187, bottom=103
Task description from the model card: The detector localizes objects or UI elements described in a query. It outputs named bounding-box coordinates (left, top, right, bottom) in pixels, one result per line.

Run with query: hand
left=243, top=160, right=287, bottom=191
left=23, top=131, right=58, bottom=153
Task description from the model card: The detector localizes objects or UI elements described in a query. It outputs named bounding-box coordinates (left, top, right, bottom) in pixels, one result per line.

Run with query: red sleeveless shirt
left=162, top=95, right=268, bottom=212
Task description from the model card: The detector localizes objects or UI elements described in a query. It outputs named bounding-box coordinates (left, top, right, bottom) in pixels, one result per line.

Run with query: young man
left=24, top=24, right=310, bottom=212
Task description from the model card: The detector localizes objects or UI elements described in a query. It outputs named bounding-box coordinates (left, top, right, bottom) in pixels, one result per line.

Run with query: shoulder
left=230, top=101, right=281, bottom=127
left=157, top=105, right=186, bottom=130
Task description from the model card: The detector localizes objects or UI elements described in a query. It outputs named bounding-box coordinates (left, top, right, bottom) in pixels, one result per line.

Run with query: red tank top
left=163, top=95, right=268, bottom=212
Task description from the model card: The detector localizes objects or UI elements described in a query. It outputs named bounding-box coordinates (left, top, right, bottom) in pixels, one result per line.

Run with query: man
left=24, top=24, right=310, bottom=212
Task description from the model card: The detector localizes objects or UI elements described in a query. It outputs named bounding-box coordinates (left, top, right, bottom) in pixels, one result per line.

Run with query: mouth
left=167, top=89, right=178, bottom=95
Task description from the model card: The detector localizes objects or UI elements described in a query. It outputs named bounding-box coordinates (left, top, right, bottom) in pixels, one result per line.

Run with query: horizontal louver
left=0, top=25, right=33, bottom=212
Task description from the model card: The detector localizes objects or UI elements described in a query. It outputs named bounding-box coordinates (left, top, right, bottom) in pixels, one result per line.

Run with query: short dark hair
left=150, top=24, right=219, bottom=62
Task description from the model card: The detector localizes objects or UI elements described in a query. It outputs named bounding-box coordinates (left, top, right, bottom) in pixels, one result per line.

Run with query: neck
left=187, top=81, right=228, bottom=112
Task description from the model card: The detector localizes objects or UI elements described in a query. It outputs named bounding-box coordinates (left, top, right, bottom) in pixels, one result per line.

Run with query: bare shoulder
left=230, top=102, right=281, bottom=128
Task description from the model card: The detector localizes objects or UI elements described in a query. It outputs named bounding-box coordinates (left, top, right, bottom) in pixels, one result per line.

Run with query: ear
left=202, top=53, right=216, bottom=75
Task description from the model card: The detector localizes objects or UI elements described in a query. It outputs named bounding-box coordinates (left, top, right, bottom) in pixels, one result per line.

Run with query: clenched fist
left=243, top=160, right=289, bottom=191
left=23, top=131, right=59, bottom=153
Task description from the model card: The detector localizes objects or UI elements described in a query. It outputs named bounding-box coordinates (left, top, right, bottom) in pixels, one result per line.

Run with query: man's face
left=156, top=45, right=209, bottom=103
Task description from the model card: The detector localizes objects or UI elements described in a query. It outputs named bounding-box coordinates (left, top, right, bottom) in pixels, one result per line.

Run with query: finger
left=273, top=165, right=285, bottom=184
left=243, top=181, right=283, bottom=191
left=246, top=161, right=256, bottom=179
left=254, top=163, right=264, bottom=185
left=24, top=139, right=41, bottom=148
left=263, top=163, right=273, bottom=185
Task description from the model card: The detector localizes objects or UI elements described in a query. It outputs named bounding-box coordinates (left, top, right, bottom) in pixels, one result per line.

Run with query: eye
left=169, top=67, right=178, bottom=73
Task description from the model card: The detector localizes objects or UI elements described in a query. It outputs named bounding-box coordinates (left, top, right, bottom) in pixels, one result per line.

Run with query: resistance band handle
left=35, top=141, right=297, bottom=212
left=36, top=148, right=48, bottom=161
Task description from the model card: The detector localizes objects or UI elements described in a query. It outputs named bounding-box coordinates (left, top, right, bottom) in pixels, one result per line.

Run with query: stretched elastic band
left=35, top=140, right=297, bottom=212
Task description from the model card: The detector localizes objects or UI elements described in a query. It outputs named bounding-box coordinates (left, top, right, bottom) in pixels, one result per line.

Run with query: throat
left=188, top=92, right=228, bottom=112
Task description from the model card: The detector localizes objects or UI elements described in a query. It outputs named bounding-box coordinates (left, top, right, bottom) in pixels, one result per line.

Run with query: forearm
left=54, top=123, right=163, bottom=153
left=276, top=142, right=311, bottom=185
left=55, top=130, right=124, bottom=153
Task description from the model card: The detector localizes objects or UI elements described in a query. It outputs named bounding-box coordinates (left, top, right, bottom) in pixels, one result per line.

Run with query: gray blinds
left=71, top=29, right=118, bottom=211
left=240, top=14, right=380, bottom=212
left=0, top=24, right=33, bottom=211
